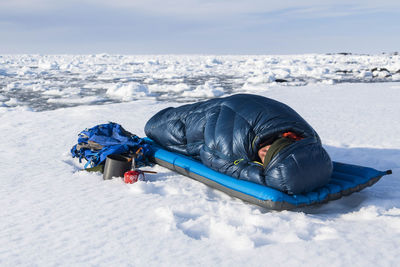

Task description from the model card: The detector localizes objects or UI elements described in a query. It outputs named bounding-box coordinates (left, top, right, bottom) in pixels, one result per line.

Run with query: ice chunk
left=182, top=81, right=224, bottom=98
left=106, top=82, right=150, bottom=101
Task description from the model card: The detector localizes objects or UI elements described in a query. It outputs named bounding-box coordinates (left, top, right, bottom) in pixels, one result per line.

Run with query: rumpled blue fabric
left=71, top=122, right=152, bottom=168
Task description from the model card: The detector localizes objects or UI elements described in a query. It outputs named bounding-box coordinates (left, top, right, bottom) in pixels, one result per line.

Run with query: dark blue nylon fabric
left=145, top=94, right=333, bottom=194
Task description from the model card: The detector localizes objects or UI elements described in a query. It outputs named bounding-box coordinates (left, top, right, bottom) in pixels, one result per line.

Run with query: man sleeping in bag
left=145, top=94, right=332, bottom=195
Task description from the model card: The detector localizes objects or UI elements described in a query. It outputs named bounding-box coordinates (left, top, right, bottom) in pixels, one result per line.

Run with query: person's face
left=258, top=145, right=271, bottom=164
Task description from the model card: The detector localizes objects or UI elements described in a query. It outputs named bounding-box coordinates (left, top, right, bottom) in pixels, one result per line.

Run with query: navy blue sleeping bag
left=145, top=94, right=333, bottom=194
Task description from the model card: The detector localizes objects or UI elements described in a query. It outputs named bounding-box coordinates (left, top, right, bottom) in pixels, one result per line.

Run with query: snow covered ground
left=1, top=55, right=399, bottom=266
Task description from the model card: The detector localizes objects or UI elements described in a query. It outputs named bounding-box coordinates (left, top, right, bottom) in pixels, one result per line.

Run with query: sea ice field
left=1, top=53, right=400, bottom=111
left=1, top=54, right=399, bottom=266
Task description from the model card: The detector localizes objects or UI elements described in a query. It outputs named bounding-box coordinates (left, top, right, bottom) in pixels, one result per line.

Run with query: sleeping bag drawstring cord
left=234, top=159, right=244, bottom=165
left=234, top=158, right=263, bottom=166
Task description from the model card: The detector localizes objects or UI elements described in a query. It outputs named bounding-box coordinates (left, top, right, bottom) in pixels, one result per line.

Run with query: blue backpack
left=71, top=122, right=152, bottom=169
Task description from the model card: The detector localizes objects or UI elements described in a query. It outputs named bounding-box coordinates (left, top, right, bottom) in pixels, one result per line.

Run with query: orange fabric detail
left=282, top=131, right=303, bottom=141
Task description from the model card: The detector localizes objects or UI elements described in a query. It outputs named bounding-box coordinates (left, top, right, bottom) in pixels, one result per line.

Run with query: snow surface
left=1, top=54, right=400, bottom=266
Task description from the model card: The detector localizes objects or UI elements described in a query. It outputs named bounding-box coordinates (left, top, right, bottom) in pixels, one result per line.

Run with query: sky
left=1, top=0, right=399, bottom=54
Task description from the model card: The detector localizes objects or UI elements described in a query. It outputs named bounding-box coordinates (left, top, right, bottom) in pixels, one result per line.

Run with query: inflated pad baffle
left=145, top=138, right=392, bottom=210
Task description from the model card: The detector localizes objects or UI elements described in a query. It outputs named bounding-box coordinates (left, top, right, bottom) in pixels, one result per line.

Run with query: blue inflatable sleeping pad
left=146, top=139, right=391, bottom=210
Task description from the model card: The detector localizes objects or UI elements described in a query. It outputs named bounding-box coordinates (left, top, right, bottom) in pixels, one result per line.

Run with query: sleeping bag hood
left=145, top=94, right=332, bottom=194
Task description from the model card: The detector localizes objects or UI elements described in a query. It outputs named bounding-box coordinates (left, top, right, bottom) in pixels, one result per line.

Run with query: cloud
left=2, top=0, right=400, bottom=17
left=0, top=0, right=399, bottom=54
left=89, top=0, right=400, bottom=16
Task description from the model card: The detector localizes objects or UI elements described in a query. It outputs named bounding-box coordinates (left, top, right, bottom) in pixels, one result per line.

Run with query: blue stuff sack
left=71, top=122, right=152, bottom=169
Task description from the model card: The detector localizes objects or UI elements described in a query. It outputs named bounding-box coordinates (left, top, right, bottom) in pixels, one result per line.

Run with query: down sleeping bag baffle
left=145, top=94, right=333, bottom=194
